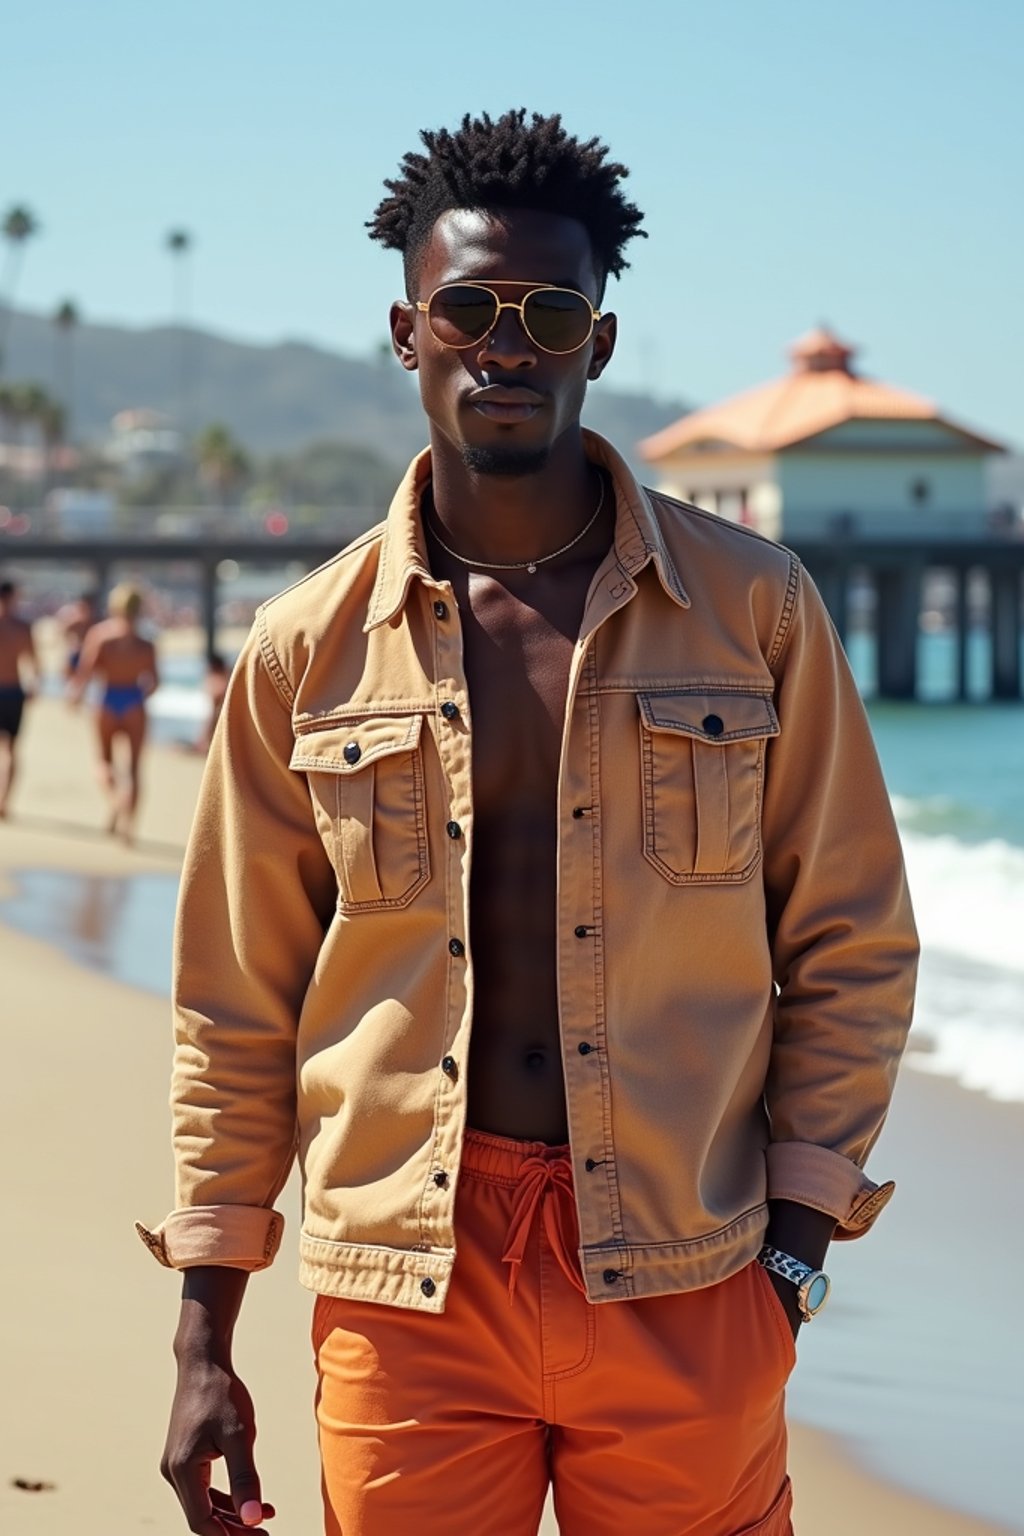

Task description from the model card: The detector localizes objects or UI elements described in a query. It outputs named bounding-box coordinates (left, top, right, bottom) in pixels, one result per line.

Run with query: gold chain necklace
left=426, top=473, right=605, bottom=575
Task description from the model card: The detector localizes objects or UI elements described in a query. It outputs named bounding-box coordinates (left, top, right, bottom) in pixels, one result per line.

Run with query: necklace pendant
left=527, top=562, right=537, bottom=574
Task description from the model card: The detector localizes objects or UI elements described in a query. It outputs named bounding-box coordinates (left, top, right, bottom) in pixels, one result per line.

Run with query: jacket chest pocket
left=637, top=690, right=779, bottom=884
left=290, top=715, right=430, bottom=911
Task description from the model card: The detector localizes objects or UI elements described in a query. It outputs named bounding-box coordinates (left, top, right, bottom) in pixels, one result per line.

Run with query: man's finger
left=222, top=1435, right=264, bottom=1528
left=166, top=1450, right=230, bottom=1535
left=210, top=1489, right=275, bottom=1522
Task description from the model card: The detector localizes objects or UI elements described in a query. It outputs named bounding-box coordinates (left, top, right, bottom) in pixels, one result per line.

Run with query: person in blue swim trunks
left=57, top=590, right=99, bottom=683
left=71, top=584, right=158, bottom=840
left=0, top=578, right=40, bottom=819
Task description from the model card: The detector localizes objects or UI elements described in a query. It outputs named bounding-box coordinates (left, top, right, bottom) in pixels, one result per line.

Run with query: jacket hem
left=580, top=1202, right=768, bottom=1301
left=299, top=1233, right=456, bottom=1314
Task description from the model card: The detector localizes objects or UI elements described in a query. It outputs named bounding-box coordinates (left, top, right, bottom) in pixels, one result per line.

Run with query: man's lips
left=466, top=385, right=545, bottom=422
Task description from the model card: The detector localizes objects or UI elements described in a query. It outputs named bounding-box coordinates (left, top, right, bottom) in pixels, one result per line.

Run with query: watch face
left=805, top=1273, right=830, bottom=1314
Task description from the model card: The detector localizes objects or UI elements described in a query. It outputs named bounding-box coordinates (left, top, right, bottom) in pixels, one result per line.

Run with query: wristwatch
left=757, top=1244, right=831, bottom=1321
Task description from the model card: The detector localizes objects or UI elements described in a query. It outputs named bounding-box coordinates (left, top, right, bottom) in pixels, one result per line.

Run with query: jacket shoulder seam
left=255, top=608, right=295, bottom=711
left=768, top=555, right=802, bottom=670
left=646, top=489, right=792, bottom=557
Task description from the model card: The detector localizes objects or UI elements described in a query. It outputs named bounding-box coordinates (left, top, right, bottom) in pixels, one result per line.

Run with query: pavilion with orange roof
left=639, top=327, right=1004, bottom=543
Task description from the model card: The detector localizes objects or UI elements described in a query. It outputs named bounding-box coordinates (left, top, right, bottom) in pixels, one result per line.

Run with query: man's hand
left=163, top=1267, right=273, bottom=1532
left=764, top=1265, right=803, bottom=1343
left=764, top=1198, right=836, bottom=1342
left=162, top=1356, right=274, bottom=1533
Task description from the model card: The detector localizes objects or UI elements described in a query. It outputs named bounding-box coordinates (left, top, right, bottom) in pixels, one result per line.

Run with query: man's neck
left=426, top=426, right=598, bottom=566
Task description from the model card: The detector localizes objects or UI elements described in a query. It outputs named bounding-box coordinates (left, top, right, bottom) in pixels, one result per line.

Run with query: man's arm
left=760, top=564, right=918, bottom=1317
left=140, top=615, right=336, bottom=1530
left=67, top=627, right=100, bottom=703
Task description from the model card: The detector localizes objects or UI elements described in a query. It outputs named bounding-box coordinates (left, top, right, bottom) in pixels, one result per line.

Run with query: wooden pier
left=2, top=525, right=1023, bottom=702
left=798, top=537, right=1023, bottom=700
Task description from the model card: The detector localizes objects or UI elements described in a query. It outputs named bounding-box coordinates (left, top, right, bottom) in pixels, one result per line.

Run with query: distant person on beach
left=197, top=651, right=229, bottom=754
left=70, top=583, right=158, bottom=841
left=0, top=578, right=40, bottom=819
left=143, top=110, right=919, bottom=1536
left=57, top=589, right=100, bottom=682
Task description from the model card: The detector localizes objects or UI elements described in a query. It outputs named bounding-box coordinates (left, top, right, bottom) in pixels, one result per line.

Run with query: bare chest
left=458, top=570, right=591, bottom=810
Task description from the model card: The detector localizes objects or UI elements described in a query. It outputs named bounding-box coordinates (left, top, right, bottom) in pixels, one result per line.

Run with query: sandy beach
left=0, top=695, right=1016, bottom=1535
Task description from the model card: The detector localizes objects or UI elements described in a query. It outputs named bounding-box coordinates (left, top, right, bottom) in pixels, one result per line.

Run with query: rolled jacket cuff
left=765, top=1141, right=894, bottom=1239
left=135, top=1204, right=285, bottom=1271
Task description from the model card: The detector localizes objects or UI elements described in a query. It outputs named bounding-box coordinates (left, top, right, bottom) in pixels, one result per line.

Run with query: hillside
left=1, top=306, right=688, bottom=469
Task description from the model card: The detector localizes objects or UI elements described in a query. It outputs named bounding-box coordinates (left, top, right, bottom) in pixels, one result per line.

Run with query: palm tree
left=0, top=205, right=40, bottom=376
left=52, top=298, right=79, bottom=442
left=0, top=382, right=56, bottom=492
left=197, top=422, right=249, bottom=509
left=36, top=393, right=65, bottom=497
left=0, top=381, right=15, bottom=456
left=165, top=228, right=193, bottom=434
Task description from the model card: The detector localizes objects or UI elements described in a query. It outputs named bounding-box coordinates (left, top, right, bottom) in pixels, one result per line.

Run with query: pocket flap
left=638, top=690, right=779, bottom=744
left=290, top=714, right=424, bottom=773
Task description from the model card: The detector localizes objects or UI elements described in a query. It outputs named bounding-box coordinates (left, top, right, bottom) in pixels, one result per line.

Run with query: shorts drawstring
left=501, top=1153, right=586, bottom=1303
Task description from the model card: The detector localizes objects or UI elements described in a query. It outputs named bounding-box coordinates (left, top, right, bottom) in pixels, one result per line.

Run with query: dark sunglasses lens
left=428, top=285, right=497, bottom=345
left=523, top=289, right=593, bottom=352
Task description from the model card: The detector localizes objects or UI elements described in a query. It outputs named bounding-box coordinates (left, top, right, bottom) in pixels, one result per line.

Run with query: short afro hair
left=368, top=108, right=646, bottom=298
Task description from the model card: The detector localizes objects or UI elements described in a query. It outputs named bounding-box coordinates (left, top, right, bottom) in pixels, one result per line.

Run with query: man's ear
left=587, top=313, right=617, bottom=381
left=391, top=300, right=418, bottom=373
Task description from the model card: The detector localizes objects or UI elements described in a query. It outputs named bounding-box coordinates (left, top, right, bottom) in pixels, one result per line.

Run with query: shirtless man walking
left=142, top=111, right=917, bottom=1536
left=70, top=583, right=158, bottom=840
left=56, top=588, right=99, bottom=683
left=0, top=578, right=39, bottom=818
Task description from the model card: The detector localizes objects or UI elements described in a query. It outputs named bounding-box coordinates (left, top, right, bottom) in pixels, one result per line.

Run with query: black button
left=446, top=820, right=462, bottom=839
left=343, top=741, right=361, bottom=764
left=584, top=1158, right=598, bottom=1172
left=433, top=600, right=449, bottom=620
left=441, top=1055, right=458, bottom=1079
left=603, top=1268, right=621, bottom=1285
left=432, top=1170, right=448, bottom=1188
left=448, top=937, right=465, bottom=957
left=578, top=1041, right=594, bottom=1056
left=574, top=925, right=589, bottom=939
left=702, top=714, right=724, bottom=737
left=572, top=806, right=586, bottom=819
left=420, top=1276, right=436, bottom=1297
left=440, top=701, right=459, bottom=721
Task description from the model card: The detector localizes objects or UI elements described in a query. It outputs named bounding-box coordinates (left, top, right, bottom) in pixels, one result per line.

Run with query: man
left=56, top=588, right=99, bottom=683
left=0, top=577, right=39, bottom=818
left=142, top=110, right=918, bottom=1536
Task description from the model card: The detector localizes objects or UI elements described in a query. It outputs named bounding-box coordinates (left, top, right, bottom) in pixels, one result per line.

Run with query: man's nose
left=477, top=304, right=536, bottom=368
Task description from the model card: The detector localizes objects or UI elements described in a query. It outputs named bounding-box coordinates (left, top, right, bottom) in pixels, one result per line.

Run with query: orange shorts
left=313, top=1129, right=794, bottom=1535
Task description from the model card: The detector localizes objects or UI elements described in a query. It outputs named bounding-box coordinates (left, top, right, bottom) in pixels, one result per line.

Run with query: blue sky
left=5, top=0, right=1023, bottom=445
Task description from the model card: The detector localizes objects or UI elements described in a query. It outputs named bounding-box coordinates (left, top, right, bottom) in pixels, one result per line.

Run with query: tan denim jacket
left=138, top=431, right=918, bottom=1312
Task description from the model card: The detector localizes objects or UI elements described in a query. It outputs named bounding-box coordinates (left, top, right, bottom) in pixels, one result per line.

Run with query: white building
left=639, top=327, right=1005, bottom=541
left=106, top=408, right=182, bottom=478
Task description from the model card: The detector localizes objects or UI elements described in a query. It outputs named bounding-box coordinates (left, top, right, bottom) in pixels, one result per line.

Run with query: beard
left=461, top=442, right=550, bottom=477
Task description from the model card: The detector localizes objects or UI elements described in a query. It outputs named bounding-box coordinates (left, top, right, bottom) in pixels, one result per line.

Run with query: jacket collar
left=363, top=428, right=689, bottom=633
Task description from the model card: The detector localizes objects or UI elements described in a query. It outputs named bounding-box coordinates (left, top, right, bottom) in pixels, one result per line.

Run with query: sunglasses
left=416, top=281, right=601, bottom=356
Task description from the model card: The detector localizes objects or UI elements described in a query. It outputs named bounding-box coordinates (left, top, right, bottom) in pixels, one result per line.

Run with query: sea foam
left=896, top=804, right=1024, bottom=1102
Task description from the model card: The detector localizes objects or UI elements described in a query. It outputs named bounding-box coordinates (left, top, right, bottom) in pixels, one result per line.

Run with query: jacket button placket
left=429, top=590, right=473, bottom=1232
left=559, top=643, right=617, bottom=1275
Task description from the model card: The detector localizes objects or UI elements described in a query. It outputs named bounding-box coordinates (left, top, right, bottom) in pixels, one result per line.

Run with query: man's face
left=390, top=207, right=616, bottom=476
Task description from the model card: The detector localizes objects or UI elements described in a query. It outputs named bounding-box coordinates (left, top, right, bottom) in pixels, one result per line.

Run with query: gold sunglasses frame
left=416, top=280, right=601, bottom=355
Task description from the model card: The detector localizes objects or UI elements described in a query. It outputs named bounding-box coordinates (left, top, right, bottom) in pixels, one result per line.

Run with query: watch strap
left=757, top=1243, right=814, bottom=1285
